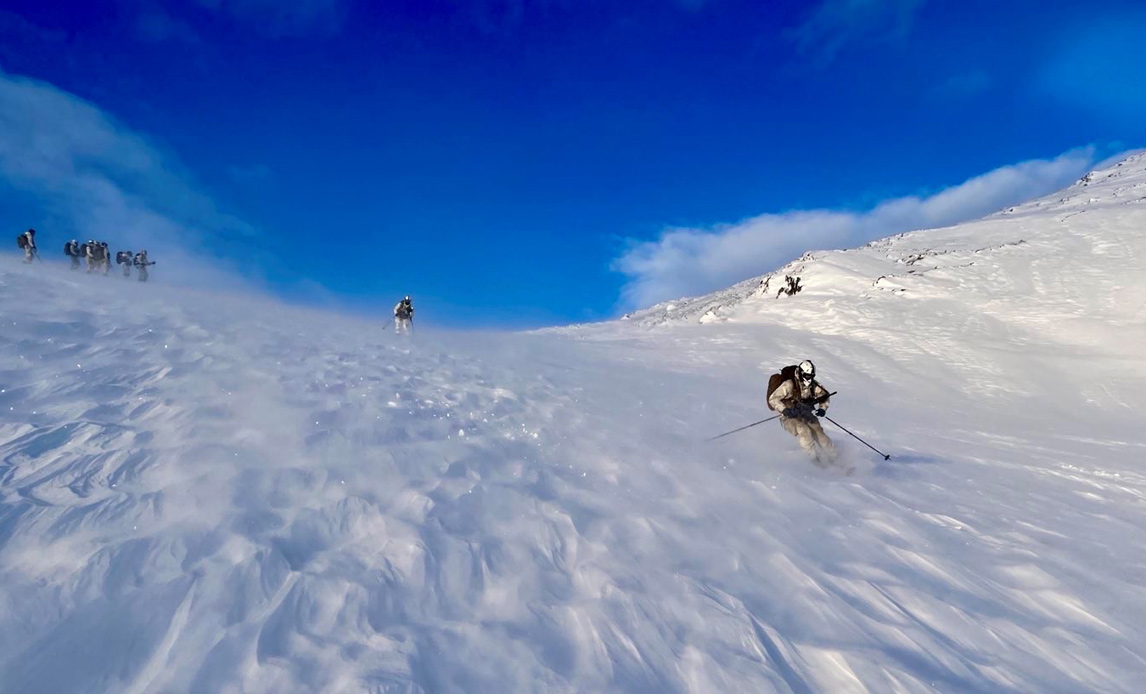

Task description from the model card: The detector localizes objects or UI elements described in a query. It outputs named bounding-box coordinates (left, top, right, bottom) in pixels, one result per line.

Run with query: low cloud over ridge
left=614, top=148, right=1097, bottom=309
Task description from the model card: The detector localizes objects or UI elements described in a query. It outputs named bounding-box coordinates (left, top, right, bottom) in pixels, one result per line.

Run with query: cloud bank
left=0, top=69, right=258, bottom=289
left=614, top=148, right=1097, bottom=309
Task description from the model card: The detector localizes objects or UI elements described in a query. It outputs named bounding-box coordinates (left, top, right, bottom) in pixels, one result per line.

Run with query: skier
left=15, top=228, right=36, bottom=263
left=65, top=239, right=82, bottom=270
left=767, top=360, right=837, bottom=463
left=394, top=295, right=414, bottom=334
left=133, top=250, right=154, bottom=282
left=116, top=251, right=134, bottom=277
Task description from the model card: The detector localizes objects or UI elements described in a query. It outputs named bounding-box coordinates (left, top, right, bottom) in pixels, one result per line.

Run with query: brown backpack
left=766, top=365, right=800, bottom=411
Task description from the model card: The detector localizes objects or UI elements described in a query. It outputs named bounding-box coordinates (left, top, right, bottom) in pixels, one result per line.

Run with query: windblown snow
left=2, top=155, right=1146, bottom=693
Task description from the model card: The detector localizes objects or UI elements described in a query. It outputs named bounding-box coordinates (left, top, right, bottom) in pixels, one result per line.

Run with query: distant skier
left=116, top=251, right=134, bottom=277
left=767, top=360, right=836, bottom=463
left=133, top=250, right=154, bottom=282
left=65, top=239, right=82, bottom=270
left=394, top=295, right=414, bottom=334
left=15, top=228, right=36, bottom=263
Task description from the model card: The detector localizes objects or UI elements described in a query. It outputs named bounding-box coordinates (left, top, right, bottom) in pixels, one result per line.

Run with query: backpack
left=766, top=365, right=800, bottom=411
left=17, top=235, right=28, bottom=250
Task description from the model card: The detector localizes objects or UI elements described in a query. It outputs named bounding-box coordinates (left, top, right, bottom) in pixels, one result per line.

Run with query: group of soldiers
left=15, top=228, right=154, bottom=281
left=64, top=239, right=154, bottom=281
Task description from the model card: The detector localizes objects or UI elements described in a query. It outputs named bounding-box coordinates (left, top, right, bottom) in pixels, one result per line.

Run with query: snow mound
left=2, top=155, right=1146, bottom=692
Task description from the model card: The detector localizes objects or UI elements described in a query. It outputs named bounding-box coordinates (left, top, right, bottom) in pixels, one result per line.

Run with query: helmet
left=797, top=360, right=816, bottom=383
left=404, top=295, right=411, bottom=302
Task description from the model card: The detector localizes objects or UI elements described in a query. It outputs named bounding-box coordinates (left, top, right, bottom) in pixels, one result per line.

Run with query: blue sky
left=1, top=0, right=1144, bottom=326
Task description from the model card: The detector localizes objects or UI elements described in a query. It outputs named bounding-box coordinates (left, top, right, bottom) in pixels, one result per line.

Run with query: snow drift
left=2, top=155, right=1146, bottom=693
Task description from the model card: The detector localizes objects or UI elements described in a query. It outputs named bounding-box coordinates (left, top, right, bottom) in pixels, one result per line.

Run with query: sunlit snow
left=1, top=155, right=1145, bottom=692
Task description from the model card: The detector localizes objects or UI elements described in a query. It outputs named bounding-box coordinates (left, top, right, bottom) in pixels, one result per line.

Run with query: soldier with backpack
left=82, top=240, right=97, bottom=272
left=85, top=241, right=109, bottom=274
left=15, top=228, right=36, bottom=263
left=767, top=360, right=836, bottom=463
left=133, top=250, right=154, bottom=281
left=116, top=251, right=134, bottom=277
left=394, top=295, right=414, bottom=334
left=86, top=241, right=102, bottom=273
left=65, top=239, right=82, bottom=270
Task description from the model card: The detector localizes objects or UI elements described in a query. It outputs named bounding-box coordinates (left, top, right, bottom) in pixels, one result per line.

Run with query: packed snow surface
left=2, top=155, right=1146, bottom=693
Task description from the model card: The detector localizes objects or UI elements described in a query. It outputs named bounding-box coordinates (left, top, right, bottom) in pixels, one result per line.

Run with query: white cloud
left=791, top=0, right=927, bottom=64
left=0, top=69, right=259, bottom=289
left=613, top=148, right=1097, bottom=309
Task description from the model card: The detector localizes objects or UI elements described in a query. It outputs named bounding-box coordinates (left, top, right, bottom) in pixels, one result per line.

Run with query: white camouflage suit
left=20, top=231, right=35, bottom=263
left=394, top=300, right=413, bottom=334
left=767, top=376, right=836, bottom=461
left=84, top=242, right=98, bottom=272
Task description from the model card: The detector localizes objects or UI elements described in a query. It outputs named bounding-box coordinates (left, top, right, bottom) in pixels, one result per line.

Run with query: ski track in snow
left=2, top=157, right=1146, bottom=692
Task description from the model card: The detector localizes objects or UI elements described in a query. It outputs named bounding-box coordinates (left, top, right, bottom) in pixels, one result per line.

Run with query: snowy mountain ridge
left=617, top=151, right=1146, bottom=330
left=1, top=154, right=1145, bottom=693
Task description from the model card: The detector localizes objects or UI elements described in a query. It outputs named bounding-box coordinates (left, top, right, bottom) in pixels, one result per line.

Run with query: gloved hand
left=782, top=407, right=798, bottom=418
left=815, top=408, right=826, bottom=417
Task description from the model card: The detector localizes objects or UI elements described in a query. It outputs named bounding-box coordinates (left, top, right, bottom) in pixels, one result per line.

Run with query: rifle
left=787, top=390, right=836, bottom=417
left=805, top=390, right=835, bottom=406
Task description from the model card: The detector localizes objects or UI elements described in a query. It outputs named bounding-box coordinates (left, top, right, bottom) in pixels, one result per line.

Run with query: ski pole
left=706, top=390, right=836, bottom=443
left=706, top=414, right=781, bottom=442
left=823, top=415, right=890, bottom=460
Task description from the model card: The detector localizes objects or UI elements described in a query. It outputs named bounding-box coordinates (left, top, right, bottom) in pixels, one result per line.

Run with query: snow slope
left=2, top=154, right=1146, bottom=693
